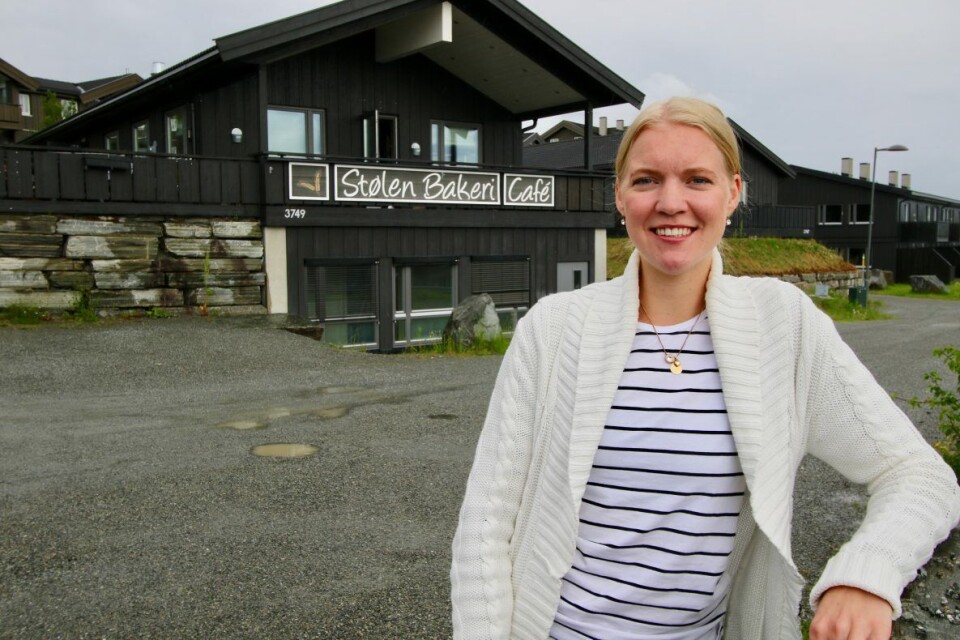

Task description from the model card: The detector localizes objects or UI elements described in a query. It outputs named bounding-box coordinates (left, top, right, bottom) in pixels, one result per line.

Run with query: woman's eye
left=632, top=177, right=654, bottom=186
left=690, top=176, right=712, bottom=185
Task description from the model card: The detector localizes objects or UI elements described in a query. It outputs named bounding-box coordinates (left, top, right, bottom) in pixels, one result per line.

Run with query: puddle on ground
left=429, top=414, right=458, bottom=420
left=309, top=406, right=350, bottom=419
left=218, top=419, right=268, bottom=431
left=318, top=386, right=364, bottom=395
left=251, top=443, right=319, bottom=458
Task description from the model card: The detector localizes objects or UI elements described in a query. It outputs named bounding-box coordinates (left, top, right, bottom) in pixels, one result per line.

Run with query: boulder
left=867, top=268, right=888, bottom=290
left=443, top=293, right=501, bottom=348
left=910, top=275, right=948, bottom=294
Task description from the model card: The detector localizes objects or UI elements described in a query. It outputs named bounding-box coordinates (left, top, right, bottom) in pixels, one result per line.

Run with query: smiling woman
left=451, top=97, right=960, bottom=640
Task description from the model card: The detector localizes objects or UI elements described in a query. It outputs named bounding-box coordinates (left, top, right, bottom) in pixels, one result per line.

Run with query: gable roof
left=215, top=0, right=643, bottom=118
left=0, top=58, right=39, bottom=91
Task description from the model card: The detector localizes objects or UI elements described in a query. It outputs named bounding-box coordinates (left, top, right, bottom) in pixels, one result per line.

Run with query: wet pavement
left=0, top=295, right=958, bottom=638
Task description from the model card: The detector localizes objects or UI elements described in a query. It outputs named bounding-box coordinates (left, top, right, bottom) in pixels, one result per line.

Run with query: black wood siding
left=266, top=32, right=521, bottom=165
left=285, top=225, right=594, bottom=317
left=740, top=146, right=780, bottom=205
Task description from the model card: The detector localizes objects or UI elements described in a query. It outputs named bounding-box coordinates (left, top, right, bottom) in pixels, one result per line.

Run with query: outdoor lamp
left=231, top=128, right=243, bottom=144
left=410, top=142, right=421, bottom=157
left=864, top=144, right=908, bottom=306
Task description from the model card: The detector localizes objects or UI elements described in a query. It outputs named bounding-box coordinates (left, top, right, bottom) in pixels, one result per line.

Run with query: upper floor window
left=105, top=131, right=120, bottom=151
left=818, top=204, right=842, bottom=225
left=267, top=107, right=324, bottom=156
left=0, top=80, right=8, bottom=104
left=363, top=112, right=398, bottom=160
left=165, top=109, right=187, bottom=155
left=19, top=94, right=31, bottom=116
left=133, top=121, right=150, bottom=152
left=431, top=121, right=480, bottom=164
left=852, top=203, right=871, bottom=224
left=60, top=99, right=78, bottom=118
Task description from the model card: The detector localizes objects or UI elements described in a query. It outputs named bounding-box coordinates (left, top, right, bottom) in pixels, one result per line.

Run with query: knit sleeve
left=802, top=297, right=960, bottom=618
left=450, top=303, right=548, bottom=639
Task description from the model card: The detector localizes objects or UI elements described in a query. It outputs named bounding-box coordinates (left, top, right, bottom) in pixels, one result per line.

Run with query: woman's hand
left=809, top=586, right=893, bottom=640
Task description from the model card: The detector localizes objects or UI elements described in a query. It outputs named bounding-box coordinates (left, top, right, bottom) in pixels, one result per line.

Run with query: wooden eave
left=0, top=58, right=39, bottom=91
left=729, top=119, right=794, bottom=178
left=79, top=74, right=144, bottom=105
left=215, top=0, right=643, bottom=119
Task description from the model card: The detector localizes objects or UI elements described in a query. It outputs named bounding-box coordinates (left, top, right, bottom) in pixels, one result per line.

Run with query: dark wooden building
left=17, top=0, right=644, bottom=350
left=779, top=165, right=960, bottom=281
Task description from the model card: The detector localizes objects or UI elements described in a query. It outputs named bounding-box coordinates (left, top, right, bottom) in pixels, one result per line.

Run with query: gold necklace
left=639, top=304, right=704, bottom=375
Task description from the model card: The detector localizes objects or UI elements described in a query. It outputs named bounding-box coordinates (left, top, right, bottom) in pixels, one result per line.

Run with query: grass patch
left=409, top=332, right=512, bottom=357
left=811, top=292, right=889, bottom=322
left=607, top=237, right=854, bottom=279
left=0, top=304, right=51, bottom=326
left=875, top=281, right=960, bottom=300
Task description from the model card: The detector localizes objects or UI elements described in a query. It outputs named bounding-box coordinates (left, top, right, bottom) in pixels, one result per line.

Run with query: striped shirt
left=550, top=314, right=745, bottom=640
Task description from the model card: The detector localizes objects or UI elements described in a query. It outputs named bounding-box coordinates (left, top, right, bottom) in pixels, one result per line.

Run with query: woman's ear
left=727, top=174, right=743, bottom=214
left=615, top=179, right=624, bottom=214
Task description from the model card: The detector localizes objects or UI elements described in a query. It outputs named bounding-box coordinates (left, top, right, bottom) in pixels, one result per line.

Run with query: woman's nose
left=657, top=180, right=685, bottom=214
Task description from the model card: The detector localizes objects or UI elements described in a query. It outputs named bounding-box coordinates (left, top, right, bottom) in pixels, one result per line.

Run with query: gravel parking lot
left=1, top=295, right=958, bottom=638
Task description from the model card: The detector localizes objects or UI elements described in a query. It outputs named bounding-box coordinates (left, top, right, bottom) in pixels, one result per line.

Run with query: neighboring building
left=0, top=57, right=140, bottom=143
left=779, top=162, right=960, bottom=281
left=524, top=116, right=799, bottom=235
left=8, top=0, right=644, bottom=350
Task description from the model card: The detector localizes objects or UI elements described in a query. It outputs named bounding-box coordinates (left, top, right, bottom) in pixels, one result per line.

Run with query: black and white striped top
left=550, top=314, right=745, bottom=640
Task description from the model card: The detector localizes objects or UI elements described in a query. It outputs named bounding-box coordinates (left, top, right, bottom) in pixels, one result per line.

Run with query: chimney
left=616, top=119, right=625, bottom=131
left=599, top=116, right=608, bottom=136
left=859, top=162, right=871, bottom=180
left=888, top=170, right=899, bottom=186
left=901, top=173, right=912, bottom=190
left=151, top=61, right=166, bottom=75
left=841, top=157, right=853, bottom=177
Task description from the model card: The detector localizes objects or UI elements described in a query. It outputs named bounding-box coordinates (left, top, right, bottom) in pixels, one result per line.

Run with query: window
left=818, top=204, right=842, bottom=225
left=852, top=203, right=871, bottom=224
left=395, top=262, right=457, bottom=346
left=848, top=248, right=865, bottom=267
left=105, top=131, right=120, bottom=151
left=133, top=121, right=151, bottom=152
left=472, top=259, right=529, bottom=332
left=363, top=112, right=398, bottom=160
left=431, top=121, right=480, bottom=164
left=60, top=99, right=78, bottom=118
left=19, top=94, right=31, bottom=116
left=267, top=107, right=324, bottom=156
left=0, top=81, right=8, bottom=104
left=305, top=262, right=378, bottom=347
left=165, top=109, right=187, bottom=155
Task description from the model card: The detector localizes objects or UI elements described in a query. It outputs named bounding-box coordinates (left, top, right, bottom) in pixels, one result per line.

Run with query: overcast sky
left=4, top=0, right=958, bottom=199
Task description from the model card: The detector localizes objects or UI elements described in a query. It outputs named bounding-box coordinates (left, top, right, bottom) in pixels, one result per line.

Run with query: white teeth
left=655, top=227, right=692, bottom=237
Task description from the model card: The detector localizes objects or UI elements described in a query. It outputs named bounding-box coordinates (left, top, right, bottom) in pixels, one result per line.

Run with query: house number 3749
left=284, top=208, right=306, bottom=219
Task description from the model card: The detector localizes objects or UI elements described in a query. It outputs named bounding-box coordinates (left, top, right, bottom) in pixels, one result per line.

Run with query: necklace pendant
left=664, top=354, right=675, bottom=364
left=669, top=359, right=683, bottom=375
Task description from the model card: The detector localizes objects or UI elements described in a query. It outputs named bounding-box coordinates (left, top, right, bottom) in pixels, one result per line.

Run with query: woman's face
left=616, top=122, right=741, bottom=283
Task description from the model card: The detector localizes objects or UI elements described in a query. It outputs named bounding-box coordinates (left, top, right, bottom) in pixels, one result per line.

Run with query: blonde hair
left=614, top=97, right=741, bottom=182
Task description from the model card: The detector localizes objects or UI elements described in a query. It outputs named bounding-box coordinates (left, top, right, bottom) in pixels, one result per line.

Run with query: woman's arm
left=450, top=308, right=545, bottom=639
left=801, top=296, right=960, bottom=620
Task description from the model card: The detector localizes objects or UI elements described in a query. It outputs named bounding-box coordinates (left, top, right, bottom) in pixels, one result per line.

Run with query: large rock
left=65, top=235, right=159, bottom=260
left=0, top=290, right=79, bottom=309
left=867, top=268, right=888, bottom=290
left=910, top=275, right=948, bottom=294
left=0, top=215, right=58, bottom=234
left=57, top=218, right=162, bottom=236
left=211, top=220, right=262, bottom=239
left=163, top=238, right=263, bottom=259
left=0, top=270, right=48, bottom=289
left=442, top=293, right=501, bottom=348
left=0, top=233, right=63, bottom=257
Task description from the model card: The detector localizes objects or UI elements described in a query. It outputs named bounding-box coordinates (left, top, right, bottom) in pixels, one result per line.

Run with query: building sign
left=288, top=162, right=554, bottom=208
left=289, top=162, right=330, bottom=200
left=503, top=174, right=554, bottom=207
left=334, top=165, right=500, bottom=205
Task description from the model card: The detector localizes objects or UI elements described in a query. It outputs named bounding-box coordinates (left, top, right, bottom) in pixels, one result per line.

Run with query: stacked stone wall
left=778, top=270, right=863, bottom=294
left=0, top=214, right=265, bottom=316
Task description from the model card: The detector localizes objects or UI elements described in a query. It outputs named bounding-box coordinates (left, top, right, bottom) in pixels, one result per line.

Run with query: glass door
left=394, top=263, right=457, bottom=346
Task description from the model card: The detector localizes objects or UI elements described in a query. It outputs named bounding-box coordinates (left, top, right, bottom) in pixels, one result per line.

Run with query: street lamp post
left=865, top=144, right=909, bottom=271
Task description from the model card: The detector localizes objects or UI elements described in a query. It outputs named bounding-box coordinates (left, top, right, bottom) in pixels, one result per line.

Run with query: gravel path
left=0, top=295, right=958, bottom=638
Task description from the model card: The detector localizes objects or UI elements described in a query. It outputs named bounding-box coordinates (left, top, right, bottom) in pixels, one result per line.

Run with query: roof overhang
left=216, top=0, right=643, bottom=119
left=0, top=58, right=39, bottom=92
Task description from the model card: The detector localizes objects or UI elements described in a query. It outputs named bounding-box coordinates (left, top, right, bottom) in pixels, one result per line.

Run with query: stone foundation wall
left=0, top=214, right=265, bottom=316
left=779, top=270, right=862, bottom=294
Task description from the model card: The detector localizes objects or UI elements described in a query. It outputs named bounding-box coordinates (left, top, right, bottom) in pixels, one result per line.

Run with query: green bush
left=911, top=346, right=960, bottom=477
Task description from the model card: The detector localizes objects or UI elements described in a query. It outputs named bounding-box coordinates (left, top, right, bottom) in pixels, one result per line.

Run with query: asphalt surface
left=0, top=295, right=958, bottom=639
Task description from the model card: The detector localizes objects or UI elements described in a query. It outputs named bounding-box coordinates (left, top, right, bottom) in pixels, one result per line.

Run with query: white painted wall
left=594, top=229, right=607, bottom=282
left=264, top=227, right=288, bottom=314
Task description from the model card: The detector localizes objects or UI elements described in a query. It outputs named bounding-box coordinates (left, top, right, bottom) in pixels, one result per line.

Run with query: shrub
left=911, top=346, right=960, bottom=477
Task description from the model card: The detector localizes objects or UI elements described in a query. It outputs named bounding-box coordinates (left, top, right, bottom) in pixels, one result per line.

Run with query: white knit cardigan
left=451, top=249, right=960, bottom=639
